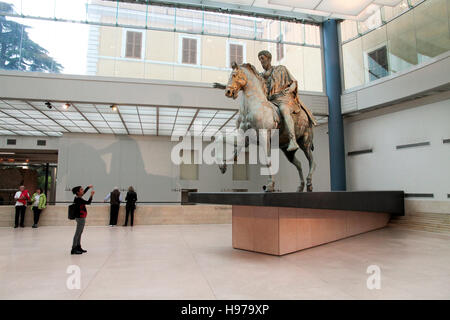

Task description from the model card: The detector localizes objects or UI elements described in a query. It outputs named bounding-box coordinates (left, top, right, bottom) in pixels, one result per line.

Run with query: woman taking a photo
left=71, top=185, right=94, bottom=255
left=31, top=188, right=47, bottom=228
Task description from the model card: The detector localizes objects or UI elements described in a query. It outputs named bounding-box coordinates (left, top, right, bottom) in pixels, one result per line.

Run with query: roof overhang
left=108, top=0, right=406, bottom=23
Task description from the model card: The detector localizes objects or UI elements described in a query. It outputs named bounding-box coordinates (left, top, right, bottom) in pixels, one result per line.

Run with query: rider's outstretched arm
left=213, top=82, right=226, bottom=89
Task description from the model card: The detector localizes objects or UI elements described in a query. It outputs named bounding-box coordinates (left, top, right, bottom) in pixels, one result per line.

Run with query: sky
left=5, top=0, right=90, bottom=74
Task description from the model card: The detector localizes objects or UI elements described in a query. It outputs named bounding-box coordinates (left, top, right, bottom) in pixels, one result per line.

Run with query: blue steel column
left=322, top=19, right=346, bottom=191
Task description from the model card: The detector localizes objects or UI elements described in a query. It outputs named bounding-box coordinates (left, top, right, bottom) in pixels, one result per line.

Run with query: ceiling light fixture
left=63, top=103, right=71, bottom=110
left=0, top=152, right=15, bottom=155
left=45, top=101, right=53, bottom=109
left=110, top=104, right=118, bottom=111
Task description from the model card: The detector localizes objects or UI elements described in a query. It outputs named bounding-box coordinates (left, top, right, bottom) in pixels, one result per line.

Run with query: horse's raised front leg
left=282, top=148, right=305, bottom=192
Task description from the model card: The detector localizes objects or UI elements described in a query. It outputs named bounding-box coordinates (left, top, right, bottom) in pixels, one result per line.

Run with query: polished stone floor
left=0, top=224, right=449, bottom=300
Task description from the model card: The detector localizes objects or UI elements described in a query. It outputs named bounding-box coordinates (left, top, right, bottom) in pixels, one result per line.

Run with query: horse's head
left=225, top=62, right=247, bottom=100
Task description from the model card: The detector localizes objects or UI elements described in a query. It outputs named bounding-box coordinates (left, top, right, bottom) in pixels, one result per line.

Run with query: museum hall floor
left=0, top=224, right=449, bottom=300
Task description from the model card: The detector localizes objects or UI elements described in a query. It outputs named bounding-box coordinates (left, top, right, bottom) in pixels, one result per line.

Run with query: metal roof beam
left=116, top=106, right=130, bottom=135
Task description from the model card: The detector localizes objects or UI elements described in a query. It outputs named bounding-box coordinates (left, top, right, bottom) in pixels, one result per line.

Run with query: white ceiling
left=0, top=100, right=328, bottom=137
left=112, top=0, right=408, bottom=22
left=215, top=0, right=404, bottom=21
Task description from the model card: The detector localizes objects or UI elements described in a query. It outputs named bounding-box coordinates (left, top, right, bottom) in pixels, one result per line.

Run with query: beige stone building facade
left=87, top=0, right=323, bottom=92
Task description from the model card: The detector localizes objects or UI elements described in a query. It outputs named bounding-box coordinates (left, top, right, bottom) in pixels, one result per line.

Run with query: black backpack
left=68, top=202, right=79, bottom=220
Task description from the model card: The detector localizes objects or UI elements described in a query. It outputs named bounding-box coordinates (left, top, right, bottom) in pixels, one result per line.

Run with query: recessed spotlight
left=110, top=104, right=117, bottom=111
left=63, top=103, right=70, bottom=110
left=45, top=102, right=53, bottom=109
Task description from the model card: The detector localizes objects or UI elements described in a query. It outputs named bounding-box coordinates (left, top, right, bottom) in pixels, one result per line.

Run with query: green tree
left=0, top=2, right=62, bottom=72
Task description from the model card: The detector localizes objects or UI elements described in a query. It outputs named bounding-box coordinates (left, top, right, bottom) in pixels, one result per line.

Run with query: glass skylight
left=0, top=99, right=325, bottom=138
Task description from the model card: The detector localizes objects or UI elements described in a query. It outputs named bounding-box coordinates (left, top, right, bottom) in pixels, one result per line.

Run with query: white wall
left=55, top=127, right=331, bottom=202
left=0, top=135, right=59, bottom=150
left=344, top=94, right=450, bottom=201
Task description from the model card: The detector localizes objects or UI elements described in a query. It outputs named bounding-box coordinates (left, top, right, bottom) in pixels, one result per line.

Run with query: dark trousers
left=72, top=218, right=85, bottom=249
left=124, top=205, right=135, bottom=226
left=32, top=207, right=42, bottom=225
left=14, top=205, right=26, bottom=227
left=109, top=204, right=120, bottom=225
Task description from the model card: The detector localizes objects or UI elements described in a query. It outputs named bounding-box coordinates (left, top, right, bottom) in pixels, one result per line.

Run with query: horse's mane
left=240, top=63, right=268, bottom=96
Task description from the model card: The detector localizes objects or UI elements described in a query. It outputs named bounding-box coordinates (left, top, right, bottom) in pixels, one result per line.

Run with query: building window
left=180, top=150, right=199, bottom=180
left=229, top=43, right=243, bottom=67
left=367, top=46, right=388, bottom=81
left=232, top=163, right=248, bottom=181
left=125, top=31, right=143, bottom=59
left=276, top=35, right=284, bottom=61
left=232, top=152, right=249, bottom=181
left=181, top=37, right=198, bottom=64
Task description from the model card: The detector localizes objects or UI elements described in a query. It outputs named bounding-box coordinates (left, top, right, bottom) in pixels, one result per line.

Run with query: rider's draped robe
left=262, top=65, right=317, bottom=126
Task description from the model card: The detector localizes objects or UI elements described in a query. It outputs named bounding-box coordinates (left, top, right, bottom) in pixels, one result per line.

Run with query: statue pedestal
left=232, top=206, right=390, bottom=255
left=189, top=191, right=404, bottom=256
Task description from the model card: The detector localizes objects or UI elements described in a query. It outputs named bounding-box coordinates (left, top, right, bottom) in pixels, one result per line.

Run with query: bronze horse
left=218, top=62, right=316, bottom=192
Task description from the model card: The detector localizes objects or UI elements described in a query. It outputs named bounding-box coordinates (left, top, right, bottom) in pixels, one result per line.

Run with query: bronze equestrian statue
left=214, top=51, right=316, bottom=192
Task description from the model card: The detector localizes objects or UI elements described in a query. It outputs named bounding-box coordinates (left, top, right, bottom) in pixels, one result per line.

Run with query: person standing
left=124, top=186, right=137, bottom=227
left=14, top=185, right=30, bottom=228
left=71, top=185, right=94, bottom=255
left=31, top=188, right=47, bottom=228
left=104, top=187, right=122, bottom=226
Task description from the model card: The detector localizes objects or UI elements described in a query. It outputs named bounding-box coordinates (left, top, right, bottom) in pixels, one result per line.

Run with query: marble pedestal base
left=232, top=205, right=391, bottom=256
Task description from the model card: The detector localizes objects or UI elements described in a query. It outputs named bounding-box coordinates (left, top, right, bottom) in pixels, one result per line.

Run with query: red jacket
left=17, top=190, right=30, bottom=205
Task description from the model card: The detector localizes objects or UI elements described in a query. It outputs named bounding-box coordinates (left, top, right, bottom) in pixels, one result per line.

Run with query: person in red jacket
left=14, top=185, right=30, bottom=228
left=71, top=185, right=95, bottom=255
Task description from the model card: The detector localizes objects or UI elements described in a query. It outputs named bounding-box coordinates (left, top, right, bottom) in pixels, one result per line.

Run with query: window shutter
left=229, top=44, right=243, bottom=67
left=126, top=31, right=134, bottom=58
left=237, top=45, right=243, bottom=64
left=182, top=38, right=197, bottom=64
left=190, top=39, right=197, bottom=64
left=182, top=38, right=190, bottom=63
left=125, top=31, right=142, bottom=59
left=134, top=32, right=142, bottom=59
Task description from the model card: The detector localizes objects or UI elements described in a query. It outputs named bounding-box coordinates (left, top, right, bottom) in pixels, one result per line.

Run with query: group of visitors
left=69, top=185, right=138, bottom=255
left=13, top=185, right=47, bottom=228
left=104, top=186, right=138, bottom=227
left=11, top=184, right=138, bottom=255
